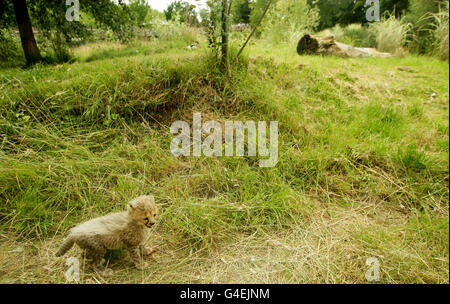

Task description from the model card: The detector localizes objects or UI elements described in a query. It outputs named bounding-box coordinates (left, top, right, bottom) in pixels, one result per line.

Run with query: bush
left=429, top=4, right=449, bottom=60
left=369, top=14, right=412, bottom=54
left=0, top=29, right=24, bottom=67
left=35, top=32, right=74, bottom=64
left=259, top=0, right=319, bottom=45
left=417, top=2, right=449, bottom=60
left=151, top=18, right=199, bottom=44
left=405, top=0, right=446, bottom=55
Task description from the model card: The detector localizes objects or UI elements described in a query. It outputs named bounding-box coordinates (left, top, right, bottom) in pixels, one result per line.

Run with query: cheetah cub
left=56, top=195, right=159, bottom=270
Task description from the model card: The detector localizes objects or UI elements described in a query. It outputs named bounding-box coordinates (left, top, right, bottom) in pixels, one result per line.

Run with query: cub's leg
left=128, top=245, right=148, bottom=270
left=77, top=238, right=107, bottom=272
left=85, top=247, right=106, bottom=270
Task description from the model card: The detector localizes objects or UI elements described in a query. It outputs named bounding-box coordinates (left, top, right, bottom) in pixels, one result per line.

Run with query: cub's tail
left=56, top=236, right=75, bottom=257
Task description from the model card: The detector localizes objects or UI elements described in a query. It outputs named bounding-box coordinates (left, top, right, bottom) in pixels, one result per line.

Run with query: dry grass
left=1, top=198, right=447, bottom=283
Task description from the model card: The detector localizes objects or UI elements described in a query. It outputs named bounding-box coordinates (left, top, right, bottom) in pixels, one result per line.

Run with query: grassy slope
left=0, top=40, right=448, bottom=283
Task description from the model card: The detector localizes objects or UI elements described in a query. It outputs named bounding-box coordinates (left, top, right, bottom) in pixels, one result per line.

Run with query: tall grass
left=406, top=0, right=449, bottom=60
left=369, top=14, right=412, bottom=54
left=428, top=4, right=449, bottom=60
left=151, top=18, right=199, bottom=44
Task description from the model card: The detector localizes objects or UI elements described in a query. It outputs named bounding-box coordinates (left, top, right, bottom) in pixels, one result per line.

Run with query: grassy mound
left=0, top=40, right=448, bottom=283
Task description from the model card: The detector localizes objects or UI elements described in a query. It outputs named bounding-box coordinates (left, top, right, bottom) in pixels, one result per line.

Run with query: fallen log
left=297, top=34, right=391, bottom=58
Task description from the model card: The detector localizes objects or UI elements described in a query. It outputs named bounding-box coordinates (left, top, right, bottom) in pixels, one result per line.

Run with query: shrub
left=405, top=0, right=446, bottom=55
left=369, top=13, right=412, bottom=54
left=427, top=3, right=449, bottom=60
left=151, top=18, right=199, bottom=44
left=259, top=0, right=319, bottom=45
left=0, top=29, right=24, bottom=67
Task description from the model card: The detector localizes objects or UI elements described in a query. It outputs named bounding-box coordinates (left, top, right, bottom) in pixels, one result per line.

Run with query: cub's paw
left=135, top=261, right=149, bottom=270
left=142, top=247, right=158, bottom=257
left=102, top=268, right=114, bottom=276
left=95, top=267, right=114, bottom=277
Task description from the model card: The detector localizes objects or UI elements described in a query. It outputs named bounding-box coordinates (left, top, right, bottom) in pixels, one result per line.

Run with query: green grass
left=0, top=37, right=448, bottom=283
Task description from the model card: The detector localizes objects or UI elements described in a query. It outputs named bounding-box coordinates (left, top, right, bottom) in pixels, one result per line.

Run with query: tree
left=203, top=0, right=222, bottom=58
left=128, top=0, right=150, bottom=26
left=249, top=0, right=271, bottom=36
left=232, top=0, right=251, bottom=24
left=308, top=0, right=410, bottom=30
left=12, top=0, right=41, bottom=65
left=164, top=0, right=199, bottom=25
left=0, top=0, right=135, bottom=65
left=204, top=0, right=273, bottom=73
left=221, top=0, right=230, bottom=72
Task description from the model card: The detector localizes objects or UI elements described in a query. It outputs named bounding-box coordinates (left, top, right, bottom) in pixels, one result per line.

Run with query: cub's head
left=127, top=195, right=159, bottom=228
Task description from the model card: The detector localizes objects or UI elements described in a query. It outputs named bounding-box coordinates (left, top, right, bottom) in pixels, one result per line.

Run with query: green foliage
left=318, top=23, right=377, bottom=47
left=0, top=29, right=24, bottom=67
left=309, top=0, right=410, bottom=30
left=396, top=144, right=429, bottom=173
left=164, top=0, right=199, bottom=25
left=368, top=13, right=412, bottom=53
left=335, top=0, right=367, bottom=27
left=231, top=0, right=252, bottom=24
left=202, top=0, right=223, bottom=59
left=0, top=31, right=448, bottom=283
left=0, top=0, right=15, bottom=29
left=310, top=0, right=447, bottom=59
left=256, top=0, right=319, bottom=44
left=43, top=32, right=74, bottom=64
left=429, top=4, right=449, bottom=60
left=405, top=0, right=449, bottom=59
left=0, top=0, right=140, bottom=65
left=151, top=18, right=199, bottom=44
left=128, top=0, right=151, bottom=26
left=249, top=0, right=271, bottom=37
left=406, top=0, right=443, bottom=23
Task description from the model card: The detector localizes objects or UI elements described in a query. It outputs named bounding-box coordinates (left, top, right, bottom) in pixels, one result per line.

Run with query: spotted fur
left=56, top=195, right=159, bottom=270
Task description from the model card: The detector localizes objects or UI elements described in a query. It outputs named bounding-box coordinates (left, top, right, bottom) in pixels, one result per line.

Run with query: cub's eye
left=144, top=217, right=149, bottom=222
left=153, top=213, right=157, bottom=217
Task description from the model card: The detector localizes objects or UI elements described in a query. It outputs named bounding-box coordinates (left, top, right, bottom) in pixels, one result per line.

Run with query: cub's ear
left=128, top=199, right=144, bottom=211
left=128, top=200, right=137, bottom=210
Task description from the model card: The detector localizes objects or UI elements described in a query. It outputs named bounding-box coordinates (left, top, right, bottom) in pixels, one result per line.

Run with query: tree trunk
left=220, top=0, right=229, bottom=73
left=231, top=0, right=273, bottom=69
left=13, top=0, right=42, bottom=65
